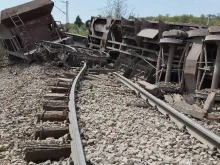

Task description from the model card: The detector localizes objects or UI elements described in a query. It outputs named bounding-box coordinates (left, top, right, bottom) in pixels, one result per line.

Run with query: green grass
left=69, top=29, right=89, bottom=37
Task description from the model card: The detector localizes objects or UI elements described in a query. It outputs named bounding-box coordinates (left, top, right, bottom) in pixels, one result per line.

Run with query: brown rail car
left=0, top=0, right=66, bottom=61
left=88, top=16, right=220, bottom=97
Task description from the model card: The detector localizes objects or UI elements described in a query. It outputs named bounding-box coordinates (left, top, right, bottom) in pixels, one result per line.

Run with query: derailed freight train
left=1, top=0, right=220, bottom=101
left=88, top=16, right=220, bottom=101
left=0, top=0, right=66, bottom=60
left=0, top=0, right=109, bottom=66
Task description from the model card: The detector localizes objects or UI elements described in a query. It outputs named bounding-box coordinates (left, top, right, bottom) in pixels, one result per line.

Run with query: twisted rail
left=68, top=63, right=87, bottom=165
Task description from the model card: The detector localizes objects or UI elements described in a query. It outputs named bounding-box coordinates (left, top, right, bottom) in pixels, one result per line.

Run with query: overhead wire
left=69, top=0, right=127, bottom=13
left=54, top=5, right=66, bottom=14
left=53, top=0, right=67, bottom=15
left=53, top=0, right=127, bottom=14
left=53, top=0, right=127, bottom=22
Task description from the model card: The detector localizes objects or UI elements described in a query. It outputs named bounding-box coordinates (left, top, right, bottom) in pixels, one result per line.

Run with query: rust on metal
left=2, top=0, right=220, bottom=115
left=0, top=0, right=66, bottom=60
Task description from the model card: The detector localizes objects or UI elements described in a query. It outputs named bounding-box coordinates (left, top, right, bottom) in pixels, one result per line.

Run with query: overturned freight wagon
left=88, top=16, right=214, bottom=95
left=0, top=0, right=109, bottom=66
left=0, top=0, right=65, bottom=61
left=88, top=17, right=207, bottom=85
left=194, top=26, right=220, bottom=101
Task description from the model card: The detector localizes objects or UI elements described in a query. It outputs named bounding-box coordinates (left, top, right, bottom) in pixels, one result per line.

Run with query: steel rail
left=114, top=72, right=220, bottom=151
left=68, top=63, right=87, bottom=165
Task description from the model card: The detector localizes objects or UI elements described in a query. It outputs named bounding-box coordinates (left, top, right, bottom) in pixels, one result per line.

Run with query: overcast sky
left=1, top=0, right=220, bottom=23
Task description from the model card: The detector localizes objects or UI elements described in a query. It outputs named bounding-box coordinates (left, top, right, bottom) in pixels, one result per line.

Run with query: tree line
left=69, top=13, right=220, bottom=37
left=99, top=0, right=220, bottom=26
left=139, top=14, right=220, bottom=26
left=69, top=0, right=220, bottom=37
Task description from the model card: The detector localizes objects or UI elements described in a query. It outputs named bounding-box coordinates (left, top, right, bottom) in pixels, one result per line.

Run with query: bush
left=68, top=23, right=88, bottom=36
left=141, top=14, right=220, bottom=26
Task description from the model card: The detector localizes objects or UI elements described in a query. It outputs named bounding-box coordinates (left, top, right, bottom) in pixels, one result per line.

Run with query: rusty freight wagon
left=0, top=0, right=66, bottom=61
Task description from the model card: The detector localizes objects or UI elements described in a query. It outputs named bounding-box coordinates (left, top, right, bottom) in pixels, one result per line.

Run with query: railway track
left=75, top=66, right=220, bottom=164
left=9, top=62, right=219, bottom=164
left=23, top=64, right=86, bottom=164
left=114, top=73, right=220, bottom=150
left=1, top=1, right=220, bottom=164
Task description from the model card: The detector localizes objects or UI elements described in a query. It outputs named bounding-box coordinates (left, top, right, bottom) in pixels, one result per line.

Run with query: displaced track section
left=0, top=63, right=72, bottom=165
left=68, top=63, right=87, bottom=165
left=24, top=63, right=87, bottom=164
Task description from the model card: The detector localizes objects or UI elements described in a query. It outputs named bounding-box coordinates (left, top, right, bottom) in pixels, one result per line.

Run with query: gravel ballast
left=77, top=74, right=220, bottom=165
left=0, top=63, right=71, bottom=165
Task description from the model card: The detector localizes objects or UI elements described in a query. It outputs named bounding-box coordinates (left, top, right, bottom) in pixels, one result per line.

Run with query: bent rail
left=69, top=63, right=87, bottom=165
left=114, top=72, right=220, bottom=151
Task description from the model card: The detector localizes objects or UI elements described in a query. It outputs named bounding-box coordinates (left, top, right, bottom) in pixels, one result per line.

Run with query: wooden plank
left=43, top=101, right=68, bottom=111
left=37, top=111, right=67, bottom=122
left=47, top=81, right=71, bottom=88
left=25, top=141, right=70, bottom=162
left=35, top=126, right=69, bottom=139
left=84, top=75, right=104, bottom=80
left=44, top=93, right=67, bottom=100
left=51, top=87, right=69, bottom=93
left=63, top=72, right=77, bottom=78
left=58, top=78, right=73, bottom=82
left=58, top=73, right=77, bottom=79
left=88, top=68, right=116, bottom=73
left=84, top=75, right=100, bottom=80
left=126, top=103, right=150, bottom=108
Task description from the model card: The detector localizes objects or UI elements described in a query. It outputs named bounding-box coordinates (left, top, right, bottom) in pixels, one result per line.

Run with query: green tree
left=74, top=15, right=83, bottom=27
left=141, top=14, right=212, bottom=25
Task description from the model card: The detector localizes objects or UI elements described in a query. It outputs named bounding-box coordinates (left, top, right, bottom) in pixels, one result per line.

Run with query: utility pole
left=66, top=0, right=69, bottom=30
left=61, top=0, right=69, bottom=31
left=207, top=14, right=211, bottom=26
